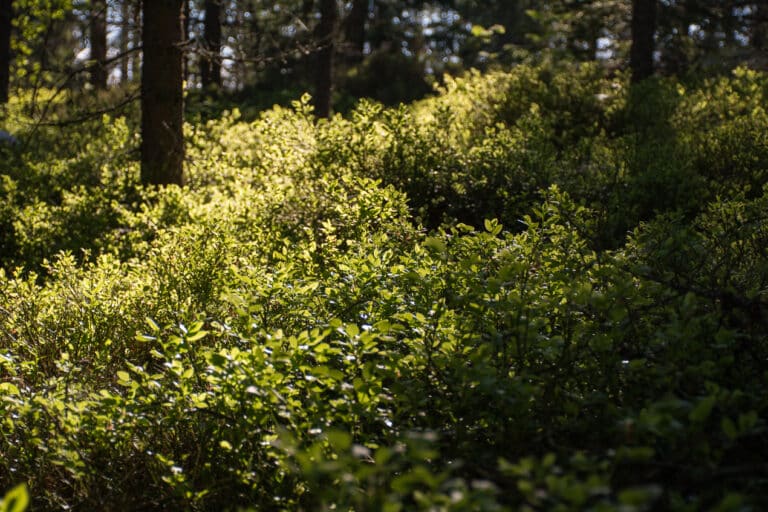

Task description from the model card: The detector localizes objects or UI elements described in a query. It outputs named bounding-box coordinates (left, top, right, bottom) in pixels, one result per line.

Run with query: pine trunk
left=119, top=1, right=130, bottom=83
left=754, top=3, right=768, bottom=51
left=0, top=0, right=13, bottom=103
left=132, top=0, right=142, bottom=84
left=344, top=0, right=366, bottom=63
left=315, top=0, right=337, bottom=118
left=201, top=0, right=222, bottom=89
left=90, top=0, right=108, bottom=89
left=629, top=0, right=656, bottom=83
left=141, top=0, right=185, bottom=186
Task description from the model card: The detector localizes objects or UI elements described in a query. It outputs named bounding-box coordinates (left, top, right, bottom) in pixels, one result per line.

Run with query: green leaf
left=722, top=417, right=738, bottom=440
left=0, top=383, right=20, bottom=396
left=1, top=483, right=29, bottom=512
left=471, top=25, right=490, bottom=38
left=689, top=396, right=716, bottom=423
left=489, top=24, right=506, bottom=35
left=208, top=352, right=227, bottom=367
left=374, top=320, right=392, bottom=333
left=424, top=237, right=447, bottom=255
left=326, top=430, right=351, bottom=451
left=145, top=317, right=160, bottom=333
left=345, top=324, right=360, bottom=338
left=484, top=218, right=502, bottom=235
left=186, top=330, right=209, bottom=342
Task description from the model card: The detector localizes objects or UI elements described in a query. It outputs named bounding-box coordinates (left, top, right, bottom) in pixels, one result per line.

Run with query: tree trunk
left=183, top=0, right=191, bottom=84
left=0, top=0, right=13, bottom=103
left=132, top=0, right=142, bottom=84
left=754, top=2, right=768, bottom=51
left=141, top=0, right=185, bottom=186
left=201, top=0, right=222, bottom=89
left=119, top=0, right=130, bottom=83
left=344, top=0, right=366, bottom=63
left=630, top=0, right=656, bottom=83
left=298, top=0, right=313, bottom=83
left=90, top=0, right=108, bottom=90
left=315, top=0, right=338, bottom=118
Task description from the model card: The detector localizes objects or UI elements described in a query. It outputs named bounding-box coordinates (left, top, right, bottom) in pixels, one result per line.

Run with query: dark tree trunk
left=183, top=0, right=190, bottom=83
left=141, top=0, right=185, bottom=186
left=301, top=0, right=313, bottom=26
left=201, top=0, right=221, bottom=89
left=344, top=0, right=366, bottom=63
left=754, top=3, right=768, bottom=51
left=90, top=0, right=108, bottom=90
left=299, top=0, right=314, bottom=85
left=315, top=0, right=338, bottom=118
left=132, top=0, right=142, bottom=84
left=630, top=0, right=657, bottom=83
left=0, top=0, right=13, bottom=103
left=722, top=4, right=736, bottom=47
left=119, top=0, right=129, bottom=83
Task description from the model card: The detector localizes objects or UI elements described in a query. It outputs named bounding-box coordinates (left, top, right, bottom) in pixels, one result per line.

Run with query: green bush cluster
left=1, top=64, right=767, bottom=510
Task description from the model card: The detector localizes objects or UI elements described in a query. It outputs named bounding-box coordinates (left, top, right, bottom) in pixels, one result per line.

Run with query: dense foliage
left=1, top=63, right=768, bottom=510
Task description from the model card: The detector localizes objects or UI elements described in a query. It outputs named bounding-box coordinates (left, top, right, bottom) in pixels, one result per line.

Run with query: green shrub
left=2, top=64, right=768, bottom=510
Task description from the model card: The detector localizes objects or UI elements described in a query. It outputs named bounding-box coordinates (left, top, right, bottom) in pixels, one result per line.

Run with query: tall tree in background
left=754, top=3, right=768, bottom=51
left=656, top=1, right=690, bottom=75
left=132, top=0, right=142, bottom=82
left=0, top=0, right=11, bottom=104
left=298, top=0, right=314, bottom=86
left=90, top=0, right=107, bottom=89
left=315, top=0, right=338, bottom=118
left=201, top=0, right=222, bottom=89
left=343, top=0, right=366, bottom=64
left=183, top=0, right=191, bottom=82
left=630, top=0, right=657, bottom=83
left=141, top=0, right=185, bottom=186
left=119, top=0, right=130, bottom=83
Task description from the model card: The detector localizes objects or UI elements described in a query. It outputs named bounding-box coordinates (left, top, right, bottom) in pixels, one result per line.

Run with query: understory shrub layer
left=1, top=64, right=767, bottom=510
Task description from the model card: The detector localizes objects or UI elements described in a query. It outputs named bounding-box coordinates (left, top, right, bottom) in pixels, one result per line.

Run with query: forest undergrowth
left=1, top=63, right=768, bottom=510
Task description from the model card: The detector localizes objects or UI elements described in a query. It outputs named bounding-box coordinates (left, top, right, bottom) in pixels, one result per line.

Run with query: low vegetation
left=1, top=63, right=767, bottom=510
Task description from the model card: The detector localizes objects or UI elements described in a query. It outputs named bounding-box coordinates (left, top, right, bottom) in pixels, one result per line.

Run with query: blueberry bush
left=1, top=64, right=767, bottom=510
